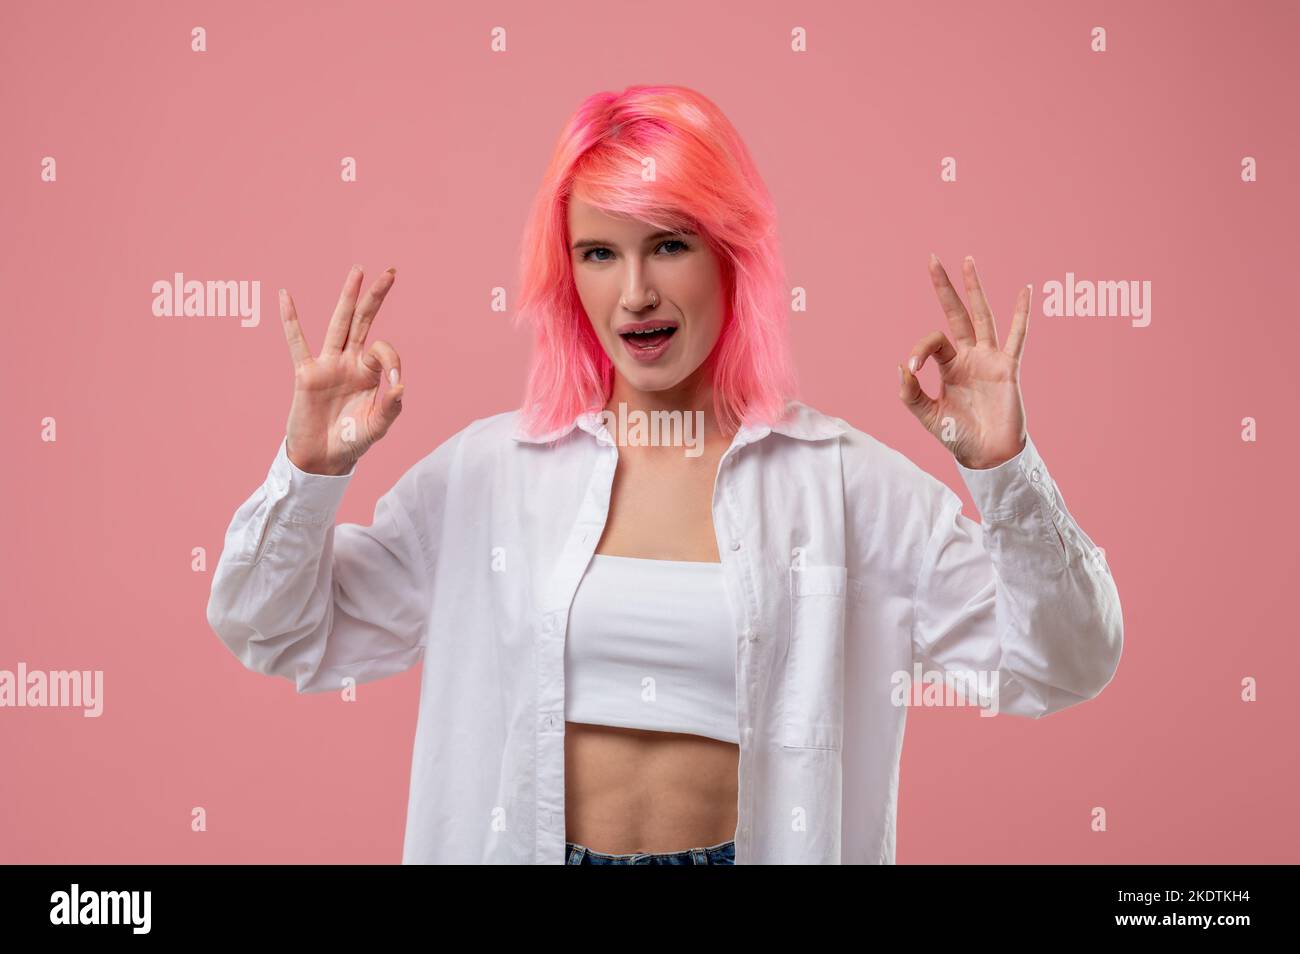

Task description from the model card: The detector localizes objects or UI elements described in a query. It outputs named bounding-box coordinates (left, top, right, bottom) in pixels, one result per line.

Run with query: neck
left=604, top=365, right=730, bottom=448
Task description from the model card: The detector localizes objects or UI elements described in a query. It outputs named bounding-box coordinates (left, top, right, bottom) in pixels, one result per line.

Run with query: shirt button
left=747, top=628, right=758, bottom=642
left=1030, top=468, right=1041, bottom=482
left=730, top=540, right=741, bottom=551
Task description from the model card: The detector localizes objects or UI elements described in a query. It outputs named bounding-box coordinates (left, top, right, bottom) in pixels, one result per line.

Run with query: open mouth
left=618, top=325, right=678, bottom=350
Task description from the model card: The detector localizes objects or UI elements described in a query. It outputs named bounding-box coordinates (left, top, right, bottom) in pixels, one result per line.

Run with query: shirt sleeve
left=911, top=433, right=1123, bottom=718
left=205, top=435, right=444, bottom=694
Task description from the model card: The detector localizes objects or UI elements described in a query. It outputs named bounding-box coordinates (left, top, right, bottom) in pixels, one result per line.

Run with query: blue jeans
left=565, top=838, right=736, bottom=865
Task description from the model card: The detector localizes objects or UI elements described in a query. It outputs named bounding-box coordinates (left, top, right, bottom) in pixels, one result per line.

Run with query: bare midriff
left=564, top=721, right=739, bottom=853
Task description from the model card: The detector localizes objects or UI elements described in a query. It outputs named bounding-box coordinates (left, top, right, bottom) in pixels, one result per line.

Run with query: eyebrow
left=570, top=229, right=695, bottom=251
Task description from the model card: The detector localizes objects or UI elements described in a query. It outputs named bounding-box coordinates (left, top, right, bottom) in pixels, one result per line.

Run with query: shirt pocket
left=782, top=564, right=847, bottom=751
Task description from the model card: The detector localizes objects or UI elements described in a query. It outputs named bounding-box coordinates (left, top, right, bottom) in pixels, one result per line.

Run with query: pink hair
left=512, top=84, right=798, bottom=438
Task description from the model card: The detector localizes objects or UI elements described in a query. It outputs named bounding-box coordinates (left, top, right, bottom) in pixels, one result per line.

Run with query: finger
left=906, top=330, right=958, bottom=377
left=361, top=338, right=402, bottom=385
left=1003, top=283, right=1031, bottom=361
left=362, top=339, right=405, bottom=432
left=322, top=265, right=365, bottom=355
left=928, top=254, right=977, bottom=347
left=898, top=363, right=939, bottom=432
left=961, top=255, right=999, bottom=348
left=345, top=266, right=397, bottom=354
left=279, top=289, right=313, bottom=367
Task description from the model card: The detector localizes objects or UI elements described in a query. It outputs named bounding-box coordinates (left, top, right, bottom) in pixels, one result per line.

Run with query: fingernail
left=278, top=288, right=286, bottom=298
left=929, top=252, right=938, bottom=264
left=908, top=356, right=920, bottom=373
left=353, top=264, right=364, bottom=272
left=965, top=255, right=974, bottom=264
left=389, top=368, right=399, bottom=386
left=385, top=266, right=396, bottom=275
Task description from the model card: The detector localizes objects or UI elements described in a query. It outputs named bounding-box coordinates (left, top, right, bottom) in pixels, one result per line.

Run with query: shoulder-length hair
left=512, top=84, right=798, bottom=438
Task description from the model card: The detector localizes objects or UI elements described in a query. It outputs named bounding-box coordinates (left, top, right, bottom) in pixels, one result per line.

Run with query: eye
left=579, top=238, right=690, bottom=262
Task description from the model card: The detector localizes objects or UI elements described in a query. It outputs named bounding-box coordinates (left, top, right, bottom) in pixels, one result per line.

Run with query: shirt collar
left=509, top=399, right=846, bottom=447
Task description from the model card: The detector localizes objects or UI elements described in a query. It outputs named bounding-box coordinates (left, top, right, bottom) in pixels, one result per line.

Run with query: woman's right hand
left=278, top=265, right=405, bottom=476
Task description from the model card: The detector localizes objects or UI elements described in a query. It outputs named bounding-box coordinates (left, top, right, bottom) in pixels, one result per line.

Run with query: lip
left=618, top=323, right=678, bottom=364
left=614, top=318, right=679, bottom=335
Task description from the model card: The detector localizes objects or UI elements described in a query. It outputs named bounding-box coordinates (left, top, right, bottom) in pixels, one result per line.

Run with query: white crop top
left=564, top=554, right=739, bottom=744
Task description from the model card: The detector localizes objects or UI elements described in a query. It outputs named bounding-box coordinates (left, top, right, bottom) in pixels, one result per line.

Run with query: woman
left=207, top=85, right=1122, bottom=865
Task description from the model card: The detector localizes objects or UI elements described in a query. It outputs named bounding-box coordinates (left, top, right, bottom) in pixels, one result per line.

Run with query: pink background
left=2, top=0, right=1296, bottom=863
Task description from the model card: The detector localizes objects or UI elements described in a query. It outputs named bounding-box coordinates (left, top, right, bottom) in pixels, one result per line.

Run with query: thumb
left=362, top=339, right=404, bottom=438
left=374, top=374, right=405, bottom=437
left=898, top=364, right=938, bottom=431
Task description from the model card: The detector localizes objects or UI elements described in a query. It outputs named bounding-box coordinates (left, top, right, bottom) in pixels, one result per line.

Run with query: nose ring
left=621, top=291, right=659, bottom=309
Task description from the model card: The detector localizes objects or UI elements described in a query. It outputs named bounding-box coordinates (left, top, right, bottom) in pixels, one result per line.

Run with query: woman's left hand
left=898, top=254, right=1029, bottom=470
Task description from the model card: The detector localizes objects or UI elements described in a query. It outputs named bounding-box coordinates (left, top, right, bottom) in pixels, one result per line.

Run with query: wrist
left=956, top=435, right=1027, bottom=471
left=286, top=444, right=353, bottom=476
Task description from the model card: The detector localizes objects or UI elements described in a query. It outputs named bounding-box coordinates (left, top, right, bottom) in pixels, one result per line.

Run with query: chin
left=613, top=363, right=687, bottom=392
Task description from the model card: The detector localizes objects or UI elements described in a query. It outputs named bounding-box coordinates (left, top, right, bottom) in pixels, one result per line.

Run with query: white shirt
left=206, top=399, right=1123, bottom=864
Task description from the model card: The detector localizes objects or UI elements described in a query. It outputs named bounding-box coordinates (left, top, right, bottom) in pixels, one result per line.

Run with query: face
left=567, top=196, right=726, bottom=398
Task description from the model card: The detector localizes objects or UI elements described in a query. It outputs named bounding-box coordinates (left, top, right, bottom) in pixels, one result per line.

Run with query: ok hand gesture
left=898, top=255, right=1029, bottom=470
left=279, top=265, right=405, bottom=476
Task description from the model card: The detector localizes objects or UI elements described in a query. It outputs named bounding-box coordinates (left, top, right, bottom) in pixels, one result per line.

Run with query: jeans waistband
left=565, top=838, right=736, bottom=865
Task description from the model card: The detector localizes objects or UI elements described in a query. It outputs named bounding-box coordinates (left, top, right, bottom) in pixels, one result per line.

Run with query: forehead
left=567, top=196, right=655, bottom=238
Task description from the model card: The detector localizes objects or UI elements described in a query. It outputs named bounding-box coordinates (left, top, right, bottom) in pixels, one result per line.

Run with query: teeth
left=626, top=327, right=673, bottom=335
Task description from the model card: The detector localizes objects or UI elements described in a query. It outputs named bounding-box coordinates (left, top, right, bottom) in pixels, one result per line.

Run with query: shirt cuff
left=952, top=433, right=1049, bottom=523
left=263, top=436, right=355, bottom=524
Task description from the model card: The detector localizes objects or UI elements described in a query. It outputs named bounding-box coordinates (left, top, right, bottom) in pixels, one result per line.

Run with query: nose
left=621, top=271, right=658, bottom=312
